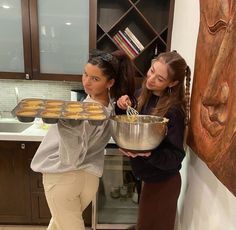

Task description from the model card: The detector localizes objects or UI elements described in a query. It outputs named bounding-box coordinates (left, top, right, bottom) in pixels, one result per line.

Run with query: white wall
left=171, top=1, right=236, bottom=230
left=171, top=0, right=199, bottom=73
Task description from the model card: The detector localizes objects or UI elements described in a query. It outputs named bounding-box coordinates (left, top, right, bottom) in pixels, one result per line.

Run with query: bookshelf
left=97, top=0, right=175, bottom=79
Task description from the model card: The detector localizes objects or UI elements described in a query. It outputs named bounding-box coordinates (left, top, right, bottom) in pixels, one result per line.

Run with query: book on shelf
left=122, top=30, right=141, bottom=53
left=116, top=32, right=138, bottom=57
left=113, top=34, right=135, bottom=59
left=118, top=30, right=140, bottom=55
left=124, top=27, right=145, bottom=51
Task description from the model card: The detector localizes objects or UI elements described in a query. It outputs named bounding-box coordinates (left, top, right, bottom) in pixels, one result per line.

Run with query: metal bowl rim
left=110, top=114, right=168, bottom=124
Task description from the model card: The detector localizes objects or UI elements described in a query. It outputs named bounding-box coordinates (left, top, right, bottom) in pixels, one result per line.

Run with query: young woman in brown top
left=117, top=51, right=191, bottom=230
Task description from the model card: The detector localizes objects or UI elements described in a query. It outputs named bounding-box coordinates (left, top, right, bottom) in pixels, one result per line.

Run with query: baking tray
left=11, top=98, right=109, bottom=124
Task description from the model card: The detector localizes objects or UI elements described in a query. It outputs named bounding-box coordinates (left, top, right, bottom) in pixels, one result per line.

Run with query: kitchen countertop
left=0, top=118, right=48, bottom=142
left=0, top=118, right=116, bottom=144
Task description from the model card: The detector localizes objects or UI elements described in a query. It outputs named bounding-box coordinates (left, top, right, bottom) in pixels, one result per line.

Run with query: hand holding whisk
left=126, top=102, right=139, bottom=117
left=117, top=95, right=139, bottom=117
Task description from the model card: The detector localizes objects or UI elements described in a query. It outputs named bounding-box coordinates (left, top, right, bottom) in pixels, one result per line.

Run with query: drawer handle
left=21, top=143, right=25, bottom=149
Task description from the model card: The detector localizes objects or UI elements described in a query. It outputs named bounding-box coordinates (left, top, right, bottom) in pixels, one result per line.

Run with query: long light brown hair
left=137, top=51, right=191, bottom=124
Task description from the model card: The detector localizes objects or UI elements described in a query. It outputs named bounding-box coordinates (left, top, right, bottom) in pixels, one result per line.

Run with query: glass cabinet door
left=0, top=0, right=96, bottom=81
left=92, top=147, right=138, bottom=229
left=0, top=0, right=26, bottom=76
left=30, top=0, right=95, bottom=81
left=37, top=0, right=89, bottom=75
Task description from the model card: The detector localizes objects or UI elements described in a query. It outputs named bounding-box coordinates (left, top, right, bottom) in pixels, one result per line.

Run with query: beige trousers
left=43, top=170, right=99, bottom=230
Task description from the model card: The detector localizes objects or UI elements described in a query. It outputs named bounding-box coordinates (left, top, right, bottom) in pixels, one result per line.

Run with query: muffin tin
left=11, top=98, right=108, bottom=124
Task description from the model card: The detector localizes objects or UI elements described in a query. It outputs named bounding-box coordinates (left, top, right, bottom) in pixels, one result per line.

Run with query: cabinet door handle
left=25, top=73, right=30, bottom=79
left=21, top=143, right=25, bottom=149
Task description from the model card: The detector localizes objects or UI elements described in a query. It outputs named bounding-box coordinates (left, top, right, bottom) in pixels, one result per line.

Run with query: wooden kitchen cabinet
left=0, top=0, right=96, bottom=81
left=0, top=141, right=92, bottom=226
left=0, top=141, right=32, bottom=223
left=97, top=0, right=175, bottom=78
left=27, top=142, right=51, bottom=224
left=0, top=141, right=49, bottom=224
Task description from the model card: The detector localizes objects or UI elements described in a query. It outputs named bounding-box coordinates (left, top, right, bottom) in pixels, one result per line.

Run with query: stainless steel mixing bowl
left=110, top=115, right=169, bottom=152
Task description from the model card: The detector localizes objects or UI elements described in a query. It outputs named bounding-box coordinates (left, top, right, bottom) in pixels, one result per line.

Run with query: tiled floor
left=0, top=226, right=91, bottom=230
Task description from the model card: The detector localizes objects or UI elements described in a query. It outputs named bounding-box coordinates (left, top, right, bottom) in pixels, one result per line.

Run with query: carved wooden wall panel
left=188, top=0, right=236, bottom=196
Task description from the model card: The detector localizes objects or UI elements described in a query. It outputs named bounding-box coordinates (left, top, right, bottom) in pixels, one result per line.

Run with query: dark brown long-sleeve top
left=129, top=93, right=186, bottom=182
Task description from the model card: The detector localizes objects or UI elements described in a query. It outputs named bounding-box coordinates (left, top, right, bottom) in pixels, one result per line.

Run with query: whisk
left=126, top=103, right=139, bottom=117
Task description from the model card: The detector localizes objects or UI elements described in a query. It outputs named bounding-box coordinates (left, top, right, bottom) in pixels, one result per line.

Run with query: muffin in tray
left=16, top=109, right=38, bottom=122
left=40, top=111, right=61, bottom=124
left=66, top=102, right=83, bottom=107
left=20, top=104, right=42, bottom=110
left=65, top=106, right=84, bottom=113
left=44, top=106, right=62, bottom=112
left=21, top=99, right=44, bottom=106
left=62, top=112, right=88, bottom=120
left=87, top=108, right=104, bottom=114
left=45, top=100, right=64, bottom=106
left=86, top=103, right=103, bottom=110
left=87, top=114, right=107, bottom=120
left=88, top=114, right=107, bottom=126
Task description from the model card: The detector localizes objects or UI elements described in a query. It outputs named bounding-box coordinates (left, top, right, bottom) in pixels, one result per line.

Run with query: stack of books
left=113, top=27, right=145, bottom=59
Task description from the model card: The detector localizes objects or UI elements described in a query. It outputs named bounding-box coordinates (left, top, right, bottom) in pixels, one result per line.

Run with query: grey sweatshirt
left=30, top=96, right=113, bottom=177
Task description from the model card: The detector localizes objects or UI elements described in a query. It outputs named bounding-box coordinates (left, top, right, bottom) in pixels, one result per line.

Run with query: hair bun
left=111, top=50, right=127, bottom=60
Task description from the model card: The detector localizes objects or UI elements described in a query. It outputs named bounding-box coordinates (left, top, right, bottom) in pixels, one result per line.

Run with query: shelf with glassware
left=97, top=0, right=175, bottom=78
left=92, top=146, right=139, bottom=229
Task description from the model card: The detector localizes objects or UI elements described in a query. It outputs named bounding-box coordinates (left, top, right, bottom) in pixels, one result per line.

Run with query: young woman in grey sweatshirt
left=31, top=49, right=135, bottom=230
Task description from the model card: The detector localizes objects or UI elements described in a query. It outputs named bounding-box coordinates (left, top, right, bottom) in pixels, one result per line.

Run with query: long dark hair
left=88, top=49, right=136, bottom=100
left=137, top=51, right=191, bottom=124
